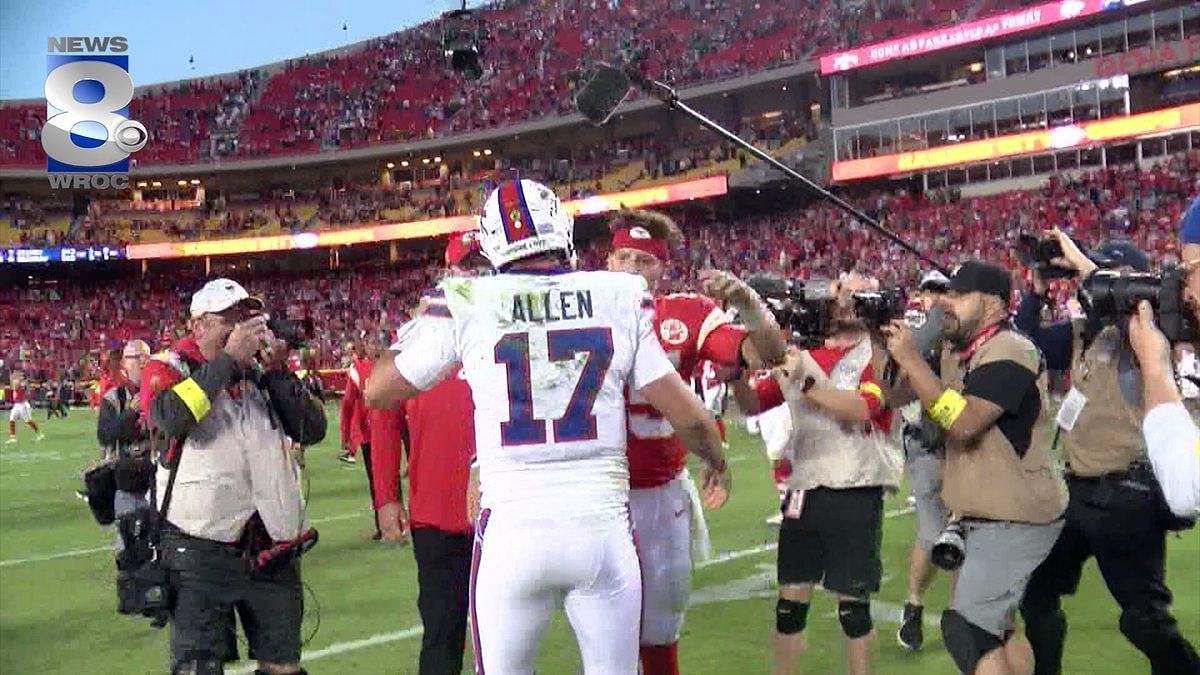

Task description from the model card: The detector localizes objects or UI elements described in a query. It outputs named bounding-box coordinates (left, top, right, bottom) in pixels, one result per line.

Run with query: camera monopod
left=574, top=61, right=950, bottom=276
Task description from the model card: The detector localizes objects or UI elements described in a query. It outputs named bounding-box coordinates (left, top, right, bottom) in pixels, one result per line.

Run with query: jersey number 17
left=495, top=327, right=613, bottom=446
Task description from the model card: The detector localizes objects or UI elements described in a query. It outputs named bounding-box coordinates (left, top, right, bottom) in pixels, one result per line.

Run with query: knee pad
left=775, top=598, right=809, bottom=635
left=941, top=610, right=1002, bottom=675
left=837, top=600, right=873, bottom=639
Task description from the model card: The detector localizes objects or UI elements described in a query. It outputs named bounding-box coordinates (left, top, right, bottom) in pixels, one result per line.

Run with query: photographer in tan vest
left=1013, top=233, right=1199, bottom=675
left=882, top=260, right=1065, bottom=675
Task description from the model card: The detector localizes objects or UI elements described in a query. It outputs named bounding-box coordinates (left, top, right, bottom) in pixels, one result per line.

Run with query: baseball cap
left=947, top=260, right=1012, bottom=301
left=1089, top=238, right=1150, bottom=272
left=189, top=278, right=263, bottom=318
left=445, top=230, right=482, bottom=267
left=918, top=269, right=951, bottom=292
left=122, top=340, right=151, bottom=359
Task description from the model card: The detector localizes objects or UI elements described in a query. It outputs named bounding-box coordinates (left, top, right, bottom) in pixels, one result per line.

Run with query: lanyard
left=957, top=322, right=1004, bottom=364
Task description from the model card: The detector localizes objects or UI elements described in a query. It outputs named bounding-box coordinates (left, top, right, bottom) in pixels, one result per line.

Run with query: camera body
left=115, top=507, right=173, bottom=628
left=1017, top=232, right=1074, bottom=279
left=1080, top=267, right=1196, bottom=342
left=746, top=274, right=904, bottom=345
left=931, top=520, right=967, bottom=571
left=267, top=318, right=313, bottom=350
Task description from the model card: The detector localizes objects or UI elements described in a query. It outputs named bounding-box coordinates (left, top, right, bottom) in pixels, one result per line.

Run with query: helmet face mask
left=478, top=179, right=575, bottom=268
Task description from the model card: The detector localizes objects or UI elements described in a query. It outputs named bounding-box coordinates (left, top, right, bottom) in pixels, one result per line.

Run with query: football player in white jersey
left=365, top=179, right=729, bottom=675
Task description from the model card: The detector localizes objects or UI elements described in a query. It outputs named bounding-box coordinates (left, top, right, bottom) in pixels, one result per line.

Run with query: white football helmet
left=477, top=179, right=574, bottom=268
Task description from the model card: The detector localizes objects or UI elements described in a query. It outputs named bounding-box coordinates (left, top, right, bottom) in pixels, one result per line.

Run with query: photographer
left=1012, top=233, right=1200, bottom=674
left=733, top=274, right=896, bottom=675
left=882, top=260, right=1065, bottom=675
left=91, top=340, right=153, bottom=526
left=140, top=279, right=325, bottom=675
left=897, top=270, right=952, bottom=652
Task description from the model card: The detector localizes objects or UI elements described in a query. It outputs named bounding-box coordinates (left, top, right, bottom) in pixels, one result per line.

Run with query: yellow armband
left=858, top=382, right=885, bottom=408
left=171, top=378, right=211, bottom=421
left=928, top=389, right=967, bottom=430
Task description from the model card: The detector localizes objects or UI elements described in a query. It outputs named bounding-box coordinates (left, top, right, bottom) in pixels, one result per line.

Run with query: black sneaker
left=898, top=602, right=923, bottom=651
left=338, top=451, right=356, bottom=464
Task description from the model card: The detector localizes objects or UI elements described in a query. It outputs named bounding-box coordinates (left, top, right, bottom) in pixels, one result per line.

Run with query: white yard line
left=0, top=511, right=368, bottom=567
left=226, top=625, right=425, bottom=674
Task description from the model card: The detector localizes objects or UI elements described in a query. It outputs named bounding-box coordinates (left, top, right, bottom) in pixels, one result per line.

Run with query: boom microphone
left=574, top=61, right=948, bottom=274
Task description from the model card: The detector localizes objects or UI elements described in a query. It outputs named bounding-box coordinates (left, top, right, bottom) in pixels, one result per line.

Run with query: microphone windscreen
left=574, top=63, right=632, bottom=126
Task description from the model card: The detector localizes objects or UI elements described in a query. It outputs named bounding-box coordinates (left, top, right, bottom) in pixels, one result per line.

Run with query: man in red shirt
left=338, top=342, right=371, bottom=464
left=6, top=372, right=44, bottom=443
left=371, top=231, right=481, bottom=674
left=605, top=210, right=786, bottom=675
left=342, top=340, right=389, bottom=539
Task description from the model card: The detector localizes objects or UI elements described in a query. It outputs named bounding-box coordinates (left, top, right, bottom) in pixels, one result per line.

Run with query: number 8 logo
left=42, top=60, right=147, bottom=168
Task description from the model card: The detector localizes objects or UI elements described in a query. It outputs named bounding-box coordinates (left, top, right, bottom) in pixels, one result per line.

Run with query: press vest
left=939, top=329, right=1066, bottom=523
left=1061, top=324, right=1145, bottom=476
left=780, top=339, right=900, bottom=491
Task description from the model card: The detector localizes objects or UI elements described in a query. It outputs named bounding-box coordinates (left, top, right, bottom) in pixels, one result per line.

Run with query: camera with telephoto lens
left=931, top=520, right=967, bottom=571
left=267, top=318, right=314, bottom=350
left=746, top=274, right=905, bottom=346
left=1016, top=231, right=1075, bottom=280
left=115, top=507, right=173, bottom=628
left=1080, top=266, right=1196, bottom=343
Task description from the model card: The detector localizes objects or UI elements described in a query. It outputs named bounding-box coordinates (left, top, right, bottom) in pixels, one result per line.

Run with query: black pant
left=360, top=442, right=380, bottom=535
left=1020, top=472, right=1200, bottom=675
left=412, top=527, right=472, bottom=675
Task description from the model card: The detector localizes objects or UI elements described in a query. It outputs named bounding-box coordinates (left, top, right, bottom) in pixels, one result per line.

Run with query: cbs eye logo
left=43, top=46, right=147, bottom=174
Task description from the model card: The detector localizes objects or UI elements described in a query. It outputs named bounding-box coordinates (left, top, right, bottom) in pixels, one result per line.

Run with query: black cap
left=1089, top=238, right=1150, bottom=272
left=947, top=260, right=1012, bottom=301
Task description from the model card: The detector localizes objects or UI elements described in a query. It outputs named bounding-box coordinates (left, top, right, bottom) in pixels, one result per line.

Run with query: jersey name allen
left=510, top=289, right=595, bottom=323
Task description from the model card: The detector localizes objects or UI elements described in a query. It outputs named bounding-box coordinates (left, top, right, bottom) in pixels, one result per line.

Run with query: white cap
left=189, top=278, right=263, bottom=318
left=918, top=270, right=951, bottom=291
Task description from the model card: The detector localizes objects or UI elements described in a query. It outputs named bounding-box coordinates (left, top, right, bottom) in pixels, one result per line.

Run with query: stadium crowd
left=0, top=0, right=1020, bottom=167
left=4, top=150, right=1197, bottom=387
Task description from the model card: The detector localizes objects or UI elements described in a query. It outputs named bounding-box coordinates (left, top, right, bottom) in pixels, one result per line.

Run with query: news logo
left=43, top=36, right=147, bottom=190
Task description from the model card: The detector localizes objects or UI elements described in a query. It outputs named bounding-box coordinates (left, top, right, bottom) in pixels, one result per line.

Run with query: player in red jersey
left=6, top=372, right=44, bottom=443
left=606, top=209, right=786, bottom=675
left=338, top=342, right=372, bottom=464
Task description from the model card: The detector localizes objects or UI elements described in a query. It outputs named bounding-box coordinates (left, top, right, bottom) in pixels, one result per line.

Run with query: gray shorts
left=903, top=435, right=948, bottom=551
left=951, top=519, right=1064, bottom=637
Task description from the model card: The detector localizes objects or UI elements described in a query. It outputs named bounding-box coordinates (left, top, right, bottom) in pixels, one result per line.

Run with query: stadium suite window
left=1126, top=14, right=1154, bottom=52
left=1099, top=21, right=1126, bottom=57
left=1184, top=5, right=1200, bottom=38
left=1027, top=37, right=1051, bottom=72
left=1154, top=7, right=1182, bottom=44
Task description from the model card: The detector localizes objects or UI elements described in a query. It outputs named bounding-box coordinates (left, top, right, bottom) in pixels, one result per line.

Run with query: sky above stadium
left=0, top=0, right=489, bottom=101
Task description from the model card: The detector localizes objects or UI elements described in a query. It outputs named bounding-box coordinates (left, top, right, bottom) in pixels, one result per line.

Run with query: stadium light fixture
left=136, top=181, right=147, bottom=188
left=177, top=180, right=188, bottom=186
left=483, top=148, right=492, bottom=156
left=400, top=160, right=409, bottom=167
left=968, top=62, right=983, bottom=73
left=422, top=158, right=430, bottom=164
left=386, top=162, right=395, bottom=169
left=151, top=181, right=162, bottom=187
left=434, top=156, right=442, bottom=163
left=473, top=150, right=481, bottom=157
left=190, top=179, right=200, bottom=185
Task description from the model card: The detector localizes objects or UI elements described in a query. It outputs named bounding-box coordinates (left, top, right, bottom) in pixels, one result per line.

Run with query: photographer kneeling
left=882, top=261, right=1065, bottom=675
left=1012, top=232, right=1199, bottom=675
left=733, top=274, right=897, bottom=675
left=139, top=279, right=325, bottom=675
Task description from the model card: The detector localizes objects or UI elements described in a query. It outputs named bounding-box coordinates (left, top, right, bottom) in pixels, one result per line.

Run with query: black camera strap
left=149, top=439, right=183, bottom=556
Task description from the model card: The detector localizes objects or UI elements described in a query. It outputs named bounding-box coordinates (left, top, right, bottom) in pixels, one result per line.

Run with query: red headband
left=612, top=226, right=669, bottom=261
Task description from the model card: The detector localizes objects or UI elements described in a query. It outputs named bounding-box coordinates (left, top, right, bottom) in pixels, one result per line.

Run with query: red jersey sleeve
left=751, top=372, right=785, bottom=412
left=138, top=358, right=182, bottom=426
left=692, top=298, right=747, bottom=368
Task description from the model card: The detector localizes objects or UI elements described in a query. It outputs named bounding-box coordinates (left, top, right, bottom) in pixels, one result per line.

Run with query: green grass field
left=1, top=406, right=1196, bottom=674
